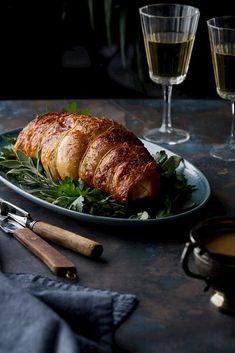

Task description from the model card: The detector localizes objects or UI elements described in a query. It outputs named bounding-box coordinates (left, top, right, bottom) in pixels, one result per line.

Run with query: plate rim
left=0, top=128, right=211, bottom=225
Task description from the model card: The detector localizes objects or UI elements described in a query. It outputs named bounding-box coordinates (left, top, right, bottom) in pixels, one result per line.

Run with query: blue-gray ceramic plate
left=0, top=129, right=211, bottom=226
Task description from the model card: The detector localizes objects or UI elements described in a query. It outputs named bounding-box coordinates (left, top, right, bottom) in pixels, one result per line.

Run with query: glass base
left=143, top=127, right=190, bottom=145
left=210, top=144, right=235, bottom=162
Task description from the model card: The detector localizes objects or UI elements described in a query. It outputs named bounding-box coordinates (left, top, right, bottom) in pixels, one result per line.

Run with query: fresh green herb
left=44, top=101, right=91, bottom=115
left=0, top=141, right=196, bottom=219
left=0, top=146, right=129, bottom=217
left=0, top=135, right=17, bottom=162
left=61, top=102, right=91, bottom=115
left=154, top=151, right=197, bottom=218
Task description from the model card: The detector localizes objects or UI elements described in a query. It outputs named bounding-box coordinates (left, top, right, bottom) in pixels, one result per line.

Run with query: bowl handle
left=181, top=242, right=210, bottom=291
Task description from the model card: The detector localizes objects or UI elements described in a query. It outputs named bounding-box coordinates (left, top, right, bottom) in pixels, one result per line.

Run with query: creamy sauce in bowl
left=205, top=232, right=235, bottom=256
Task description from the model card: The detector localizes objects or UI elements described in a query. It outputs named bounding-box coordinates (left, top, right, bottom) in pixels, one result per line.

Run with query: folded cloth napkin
left=0, top=272, right=138, bottom=353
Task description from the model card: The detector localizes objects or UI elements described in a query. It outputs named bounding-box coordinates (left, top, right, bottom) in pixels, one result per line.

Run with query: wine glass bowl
left=139, top=4, right=200, bottom=145
left=207, top=16, right=235, bottom=161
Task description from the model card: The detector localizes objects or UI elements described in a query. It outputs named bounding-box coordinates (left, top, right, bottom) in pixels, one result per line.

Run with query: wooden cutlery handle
left=32, top=221, right=103, bottom=258
left=13, top=228, right=78, bottom=280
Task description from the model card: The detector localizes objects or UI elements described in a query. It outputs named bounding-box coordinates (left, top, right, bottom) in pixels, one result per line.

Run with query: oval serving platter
left=0, top=128, right=211, bottom=226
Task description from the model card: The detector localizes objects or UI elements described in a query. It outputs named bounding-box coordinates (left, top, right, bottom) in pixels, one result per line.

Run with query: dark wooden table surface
left=0, top=99, right=235, bottom=353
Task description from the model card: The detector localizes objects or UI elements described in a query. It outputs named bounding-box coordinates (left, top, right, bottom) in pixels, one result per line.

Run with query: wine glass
left=139, top=4, right=200, bottom=145
left=207, top=17, right=235, bottom=161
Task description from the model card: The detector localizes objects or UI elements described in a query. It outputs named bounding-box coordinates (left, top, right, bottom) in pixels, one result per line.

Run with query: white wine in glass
left=139, top=4, right=200, bottom=145
left=207, top=17, right=235, bottom=161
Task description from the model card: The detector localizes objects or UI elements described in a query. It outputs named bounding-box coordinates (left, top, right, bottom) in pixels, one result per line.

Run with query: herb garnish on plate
left=0, top=135, right=196, bottom=219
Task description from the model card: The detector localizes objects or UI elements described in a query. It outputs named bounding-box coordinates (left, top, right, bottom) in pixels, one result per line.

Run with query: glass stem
left=229, top=101, right=235, bottom=147
left=160, top=85, right=173, bottom=133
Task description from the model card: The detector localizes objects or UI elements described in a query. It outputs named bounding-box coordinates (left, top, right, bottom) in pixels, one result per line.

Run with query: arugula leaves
left=0, top=137, right=196, bottom=219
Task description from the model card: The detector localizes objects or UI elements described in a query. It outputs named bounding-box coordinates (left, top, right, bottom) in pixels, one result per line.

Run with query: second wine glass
left=207, top=16, right=235, bottom=161
left=139, top=4, right=200, bottom=145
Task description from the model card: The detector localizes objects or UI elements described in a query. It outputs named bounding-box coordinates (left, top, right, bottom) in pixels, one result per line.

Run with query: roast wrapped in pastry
left=14, top=112, right=161, bottom=204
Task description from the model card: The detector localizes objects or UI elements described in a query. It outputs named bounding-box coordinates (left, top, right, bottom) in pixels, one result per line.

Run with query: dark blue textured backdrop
left=0, top=0, right=234, bottom=99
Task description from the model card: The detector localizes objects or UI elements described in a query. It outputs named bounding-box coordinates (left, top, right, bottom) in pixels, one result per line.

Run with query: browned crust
left=14, top=112, right=80, bottom=156
left=56, top=115, right=115, bottom=180
left=94, top=143, right=160, bottom=203
left=79, top=126, right=142, bottom=186
left=14, top=112, right=161, bottom=204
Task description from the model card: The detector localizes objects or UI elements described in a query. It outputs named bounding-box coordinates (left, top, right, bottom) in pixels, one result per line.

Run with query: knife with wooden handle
left=0, top=217, right=78, bottom=280
left=14, top=228, right=78, bottom=280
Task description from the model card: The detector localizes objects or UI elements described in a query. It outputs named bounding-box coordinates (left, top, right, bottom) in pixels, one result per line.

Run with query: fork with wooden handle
left=0, top=199, right=103, bottom=259
left=31, top=221, right=103, bottom=258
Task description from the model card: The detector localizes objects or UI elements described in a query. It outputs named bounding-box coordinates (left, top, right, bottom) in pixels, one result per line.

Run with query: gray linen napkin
left=0, top=272, right=137, bottom=353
